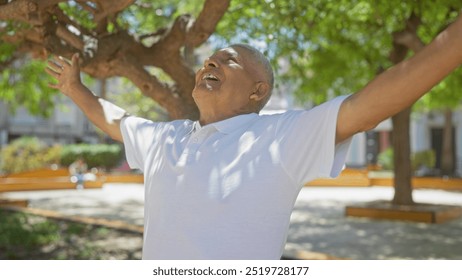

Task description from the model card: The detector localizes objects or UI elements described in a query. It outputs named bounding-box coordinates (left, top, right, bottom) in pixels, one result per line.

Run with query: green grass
left=0, top=210, right=60, bottom=257
left=0, top=209, right=139, bottom=259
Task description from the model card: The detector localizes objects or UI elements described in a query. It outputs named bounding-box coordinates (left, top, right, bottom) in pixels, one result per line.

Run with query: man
left=46, top=14, right=462, bottom=259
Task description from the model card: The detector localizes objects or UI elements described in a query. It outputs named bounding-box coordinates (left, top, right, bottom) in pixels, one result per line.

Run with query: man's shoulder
left=256, top=109, right=306, bottom=122
left=122, top=117, right=195, bottom=146
left=258, top=96, right=350, bottom=121
left=124, top=115, right=194, bottom=128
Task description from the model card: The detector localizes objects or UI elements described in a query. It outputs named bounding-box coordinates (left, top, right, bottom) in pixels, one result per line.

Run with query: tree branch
left=186, top=0, right=231, bottom=47
left=37, top=0, right=66, bottom=9
left=1, top=0, right=226, bottom=120
left=56, top=25, right=85, bottom=50
left=110, top=55, right=193, bottom=119
left=157, top=14, right=192, bottom=50
left=0, top=0, right=38, bottom=21
left=51, top=6, right=94, bottom=37
left=92, top=0, right=135, bottom=22
left=76, top=1, right=98, bottom=14
left=392, top=13, right=425, bottom=53
left=143, top=0, right=230, bottom=115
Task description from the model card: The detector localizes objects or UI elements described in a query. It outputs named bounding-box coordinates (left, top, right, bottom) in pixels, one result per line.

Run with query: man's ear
left=249, top=82, right=270, bottom=101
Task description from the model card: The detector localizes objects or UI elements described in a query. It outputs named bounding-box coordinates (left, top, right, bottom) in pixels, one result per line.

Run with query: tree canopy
left=0, top=0, right=230, bottom=119
left=1, top=0, right=461, bottom=118
left=215, top=0, right=462, bottom=108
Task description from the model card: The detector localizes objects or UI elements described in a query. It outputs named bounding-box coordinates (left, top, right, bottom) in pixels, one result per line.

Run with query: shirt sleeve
left=120, top=116, right=159, bottom=172
left=276, top=95, right=352, bottom=185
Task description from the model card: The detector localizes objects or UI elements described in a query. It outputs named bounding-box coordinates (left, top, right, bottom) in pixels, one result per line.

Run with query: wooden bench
left=306, top=168, right=371, bottom=187
left=306, top=168, right=462, bottom=190
left=0, top=168, right=105, bottom=192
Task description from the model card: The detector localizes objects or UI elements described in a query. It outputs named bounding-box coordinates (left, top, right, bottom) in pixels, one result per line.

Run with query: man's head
left=230, top=44, right=274, bottom=109
left=192, top=44, right=274, bottom=124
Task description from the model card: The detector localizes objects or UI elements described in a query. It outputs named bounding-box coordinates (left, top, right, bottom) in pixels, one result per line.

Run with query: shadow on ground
left=285, top=199, right=462, bottom=259
left=28, top=197, right=144, bottom=226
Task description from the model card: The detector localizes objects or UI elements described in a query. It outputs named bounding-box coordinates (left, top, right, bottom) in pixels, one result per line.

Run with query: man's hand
left=46, top=53, right=82, bottom=96
left=45, top=52, right=127, bottom=142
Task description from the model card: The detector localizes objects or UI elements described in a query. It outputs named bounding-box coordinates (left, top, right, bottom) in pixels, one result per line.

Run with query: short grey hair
left=230, top=44, right=274, bottom=112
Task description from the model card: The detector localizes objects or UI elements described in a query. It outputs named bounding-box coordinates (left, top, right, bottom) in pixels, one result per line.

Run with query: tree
left=0, top=43, right=57, bottom=117
left=2, top=1, right=462, bottom=205
left=417, top=68, right=462, bottom=177
left=0, top=0, right=231, bottom=119
left=216, top=0, right=462, bottom=205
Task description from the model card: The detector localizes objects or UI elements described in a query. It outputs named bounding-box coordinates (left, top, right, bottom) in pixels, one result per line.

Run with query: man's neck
left=199, top=114, right=231, bottom=126
left=199, top=109, right=254, bottom=126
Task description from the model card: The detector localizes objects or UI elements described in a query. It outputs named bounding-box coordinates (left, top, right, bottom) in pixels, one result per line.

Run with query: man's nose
left=204, top=57, right=218, bottom=68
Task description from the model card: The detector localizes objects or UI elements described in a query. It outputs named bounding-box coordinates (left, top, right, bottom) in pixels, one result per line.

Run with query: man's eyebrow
left=228, top=53, right=239, bottom=60
left=220, top=48, right=239, bottom=57
left=214, top=48, right=243, bottom=64
left=226, top=52, right=242, bottom=63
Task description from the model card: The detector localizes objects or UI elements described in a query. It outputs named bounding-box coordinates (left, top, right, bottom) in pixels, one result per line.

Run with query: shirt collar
left=209, top=113, right=258, bottom=134
left=187, top=121, right=201, bottom=135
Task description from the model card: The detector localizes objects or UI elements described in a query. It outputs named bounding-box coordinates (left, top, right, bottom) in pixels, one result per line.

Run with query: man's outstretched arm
left=336, top=13, right=462, bottom=144
left=46, top=53, right=128, bottom=142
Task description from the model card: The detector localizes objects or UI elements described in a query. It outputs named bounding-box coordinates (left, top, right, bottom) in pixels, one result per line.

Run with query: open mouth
left=202, top=73, right=219, bottom=81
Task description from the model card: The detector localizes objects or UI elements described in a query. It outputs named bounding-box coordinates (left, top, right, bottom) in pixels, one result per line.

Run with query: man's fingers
left=48, top=53, right=80, bottom=70
left=48, top=82, right=60, bottom=89
left=47, top=60, right=62, bottom=72
left=71, top=53, right=80, bottom=65
left=59, top=55, right=72, bottom=66
left=45, top=67, right=60, bottom=79
left=50, top=54, right=71, bottom=66
left=46, top=53, right=81, bottom=92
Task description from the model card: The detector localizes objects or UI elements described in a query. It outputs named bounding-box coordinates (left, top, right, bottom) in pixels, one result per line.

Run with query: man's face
left=192, top=46, right=263, bottom=117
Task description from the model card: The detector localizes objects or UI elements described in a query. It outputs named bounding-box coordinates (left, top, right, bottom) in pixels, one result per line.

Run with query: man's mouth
left=202, top=73, right=219, bottom=81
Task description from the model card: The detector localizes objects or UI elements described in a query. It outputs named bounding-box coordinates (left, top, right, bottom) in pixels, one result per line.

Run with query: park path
left=3, top=183, right=462, bottom=259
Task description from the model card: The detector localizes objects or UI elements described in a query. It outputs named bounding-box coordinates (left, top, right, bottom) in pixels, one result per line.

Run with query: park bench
left=306, top=168, right=462, bottom=190
left=306, top=168, right=371, bottom=187
left=0, top=168, right=106, bottom=193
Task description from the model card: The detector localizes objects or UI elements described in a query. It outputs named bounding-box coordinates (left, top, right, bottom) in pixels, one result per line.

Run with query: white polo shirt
left=120, top=96, right=351, bottom=259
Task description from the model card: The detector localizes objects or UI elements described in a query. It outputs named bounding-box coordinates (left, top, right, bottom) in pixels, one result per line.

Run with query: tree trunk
left=391, top=107, right=414, bottom=205
left=441, top=108, right=454, bottom=176
left=100, top=78, right=107, bottom=100
left=388, top=14, right=423, bottom=206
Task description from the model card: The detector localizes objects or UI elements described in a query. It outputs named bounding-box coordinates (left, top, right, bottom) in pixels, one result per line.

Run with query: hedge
left=0, top=136, right=124, bottom=174
left=377, top=148, right=436, bottom=172
left=60, top=144, right=123, bottom=170
left=0, top=137, right=61, bottom=174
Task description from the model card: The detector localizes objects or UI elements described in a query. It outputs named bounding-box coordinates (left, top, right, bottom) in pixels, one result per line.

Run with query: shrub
left=43, top=145, right=63, bottom=166
left=0, top=137, right=61, bottom=174
left=377, top=148, right=394, bottom=170
left=377, top=148, right=436, bottom=172
left=60, top=144, right=123, bottom=170
left=412, top=150, right=436, bottom=172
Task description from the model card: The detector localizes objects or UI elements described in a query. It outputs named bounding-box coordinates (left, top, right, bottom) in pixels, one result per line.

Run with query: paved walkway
left=3, top=183, right=462, bottom=259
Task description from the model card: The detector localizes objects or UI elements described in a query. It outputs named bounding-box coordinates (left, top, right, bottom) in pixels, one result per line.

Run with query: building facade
left=346, top=110, right=462, bottom=176
left=1, top=81, right=461, bottom=176
left=0, top=99, right=100, bottom=147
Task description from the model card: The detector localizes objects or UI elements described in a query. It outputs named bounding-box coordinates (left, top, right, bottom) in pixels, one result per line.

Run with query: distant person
left=46, top=14, right=462, bottom=259
left=68, top=157, right=88, bottom=189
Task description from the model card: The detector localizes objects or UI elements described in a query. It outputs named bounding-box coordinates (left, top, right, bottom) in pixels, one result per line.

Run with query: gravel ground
left=3, top=183, right=462, bottom=260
